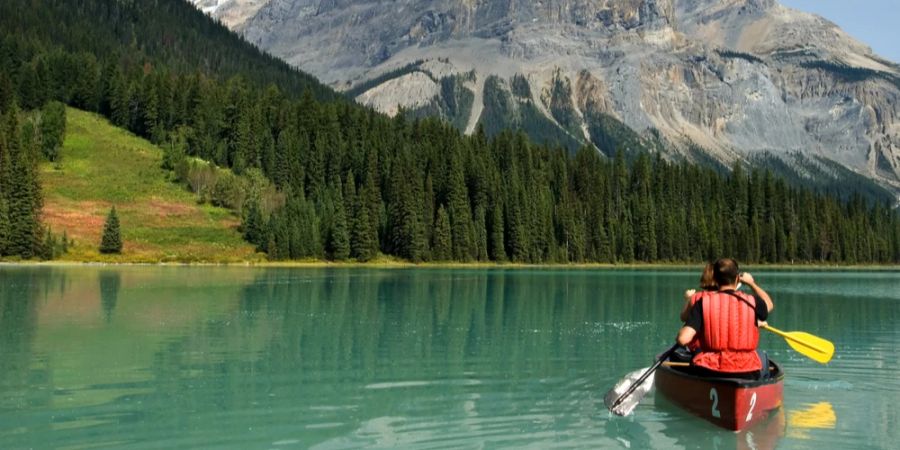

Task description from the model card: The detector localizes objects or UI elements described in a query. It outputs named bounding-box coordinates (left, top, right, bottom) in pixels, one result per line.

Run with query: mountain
left=3, top=0, right=897, bottom=265
left=194, top=0, right=900, bottom=198
left=193, top=0, right=270, bottom=27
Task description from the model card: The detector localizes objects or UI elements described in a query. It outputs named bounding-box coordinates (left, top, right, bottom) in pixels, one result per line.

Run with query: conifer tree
left=40, top=100, right=66, bottom=161
left=0, top=120, right=10, bottom=255
left=99, top=206, right=122, bottom=254
left=141, top=76, right=161, bottom=142
left=329, top=179, right=350, bottom=260
left=422, top=174, right=435, bottom=258
left=0, top=72, right=13, bottom=114
left=109, top=74, right=131, bottom=130
left=432, top=205, right=452, bottom=261
left=488, top=203, right=507, bottom=262
left=0, top=198, right=9, bottom=256
left=242, top=201, right=264, bottom=251
left=473, top=204, right=488, bottom=261
left=386, top=152, right=425, bottom=261
left=5, top=110, right=41, bottom=259
left=360, top=158, right=382, bottom=252
left=348, top=177, right=377, bottom=261
left=448, top=153, right=474, bottom=261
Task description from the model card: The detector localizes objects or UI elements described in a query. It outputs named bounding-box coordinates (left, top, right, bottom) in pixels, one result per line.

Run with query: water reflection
left=99, top=271, right=121, bottom=323
left=787, top=402, right=837, bottom=439
left=0, top=267, right=896, bottom=449
left=647, top=395, right=785, bottom=450
left=0, top=267, right=65, bottom=413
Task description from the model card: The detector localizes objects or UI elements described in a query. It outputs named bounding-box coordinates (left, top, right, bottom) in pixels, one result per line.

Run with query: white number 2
left=709, top=388, right=721, bottom=418
left=745, top=392, right=757, bottom=422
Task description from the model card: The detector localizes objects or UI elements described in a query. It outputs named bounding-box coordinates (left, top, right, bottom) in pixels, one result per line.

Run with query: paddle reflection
left=787, top=401, right=837, bottom=439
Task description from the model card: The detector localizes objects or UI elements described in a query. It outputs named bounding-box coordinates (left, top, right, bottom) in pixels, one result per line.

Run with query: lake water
left=1, top=266, right=897, bottom=449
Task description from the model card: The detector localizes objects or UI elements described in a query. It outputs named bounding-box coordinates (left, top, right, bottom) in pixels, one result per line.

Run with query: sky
left=780, top=0, right=899, bottom=62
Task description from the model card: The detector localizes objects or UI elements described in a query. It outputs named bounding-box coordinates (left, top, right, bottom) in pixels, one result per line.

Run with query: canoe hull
left=655, top=361, right=784, bottom=431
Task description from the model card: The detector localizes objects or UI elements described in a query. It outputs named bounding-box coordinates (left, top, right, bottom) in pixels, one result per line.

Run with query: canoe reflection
left=655, top=395, right=786, bottom=450
left=787, top=402, right=837, bottom=439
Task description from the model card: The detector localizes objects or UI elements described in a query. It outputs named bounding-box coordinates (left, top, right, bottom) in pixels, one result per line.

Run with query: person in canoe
left=676, top=258, right=775, bottom=379
left=670, top=262, right=718, bottom=362
left=680, top=262, right=717, bottom=322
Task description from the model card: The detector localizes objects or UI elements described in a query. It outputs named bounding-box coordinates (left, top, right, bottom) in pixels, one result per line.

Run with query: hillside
left=40, top=108, right=258, bottom=263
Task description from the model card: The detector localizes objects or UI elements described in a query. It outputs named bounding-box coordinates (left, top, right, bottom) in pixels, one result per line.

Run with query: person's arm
left=740, top=272, right=773, bottom=312
left=677, top=300, right=703, bottom=345
left=677, top=325, right=696, bottom=346
left=680, top=289, right=696, bottom=322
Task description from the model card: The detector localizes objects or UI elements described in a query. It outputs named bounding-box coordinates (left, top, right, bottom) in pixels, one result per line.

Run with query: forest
left=1, top=0, right=898, bottom=263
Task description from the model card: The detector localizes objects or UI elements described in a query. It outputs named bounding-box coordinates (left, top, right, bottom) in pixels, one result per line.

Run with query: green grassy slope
left=40, top=108, right=260, bottom=263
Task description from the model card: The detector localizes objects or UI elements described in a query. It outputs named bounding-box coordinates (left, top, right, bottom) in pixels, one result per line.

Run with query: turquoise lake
left=1, top=266, right=898, bottom=449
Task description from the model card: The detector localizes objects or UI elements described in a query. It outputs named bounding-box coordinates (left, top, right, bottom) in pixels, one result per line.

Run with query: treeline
left=0, top=101, right=68, bottom=259
left=1, top=0, right=898, bottom=264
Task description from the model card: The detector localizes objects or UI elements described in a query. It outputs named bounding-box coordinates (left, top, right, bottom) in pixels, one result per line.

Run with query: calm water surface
left=1, top=266, right=898, bottom=449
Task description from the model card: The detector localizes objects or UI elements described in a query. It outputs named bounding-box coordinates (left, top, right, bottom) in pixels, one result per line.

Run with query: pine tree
left=386, top=151, right=425, bottom=261
left=473, top=204, right=488, bottom=261
left=40, top=100, right=66, bottom=161
left=329, top=179, right=350, bottom=260
left=432, top=205, right=452, bottom=261
left=109, top=74, right=131, bottom=130
left=422, top=173, right=435, bottom=259
left=348, top=177, right=376, bottom=261
left=141, top=75, right=161, bottom=142
left=360, top=159, right=382, bottom=254
left=448, top=152, right=474, bottom=261
left=0, top=71, right=14, bottom=115
left=488, top=203, right=507, bottom=262
left=242, top=201, right=264, bottom=251
left=0, top=119, right=10, bottom=255
left=0, top=198, right=9, bottom=256
left=5, top=110, right=40, bottom=258
left=99, top=206, right=122, bottom=254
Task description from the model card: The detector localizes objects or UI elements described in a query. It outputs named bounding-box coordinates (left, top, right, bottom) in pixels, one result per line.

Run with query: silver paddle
left=604, top=344, right=678, bottom=416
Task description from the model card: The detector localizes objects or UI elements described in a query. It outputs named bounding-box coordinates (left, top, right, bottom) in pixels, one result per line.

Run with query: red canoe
left=654, top=360, right=784, bottom=431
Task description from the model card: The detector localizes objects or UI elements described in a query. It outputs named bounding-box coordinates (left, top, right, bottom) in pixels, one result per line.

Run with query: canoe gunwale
left=658, top=360, right=785, bottom=387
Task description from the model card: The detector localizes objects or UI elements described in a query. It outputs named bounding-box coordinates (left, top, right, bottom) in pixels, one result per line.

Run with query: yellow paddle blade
left=762, top=325, right=835, bottom=364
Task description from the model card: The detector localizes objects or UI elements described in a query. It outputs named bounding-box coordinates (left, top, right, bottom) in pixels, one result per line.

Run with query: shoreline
left=2, top=259, right=898, bottom=271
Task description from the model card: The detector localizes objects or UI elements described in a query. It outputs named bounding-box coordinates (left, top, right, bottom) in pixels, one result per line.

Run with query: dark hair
left=713, top=258, right=740, bottom=287
left=700, top=262, right=717, bottom=290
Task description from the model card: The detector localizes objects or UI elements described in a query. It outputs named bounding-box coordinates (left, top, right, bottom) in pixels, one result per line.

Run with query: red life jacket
left=692, top=290, right=761, bottom=373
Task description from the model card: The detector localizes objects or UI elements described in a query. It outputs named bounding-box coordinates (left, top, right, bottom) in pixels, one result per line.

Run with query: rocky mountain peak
left=194, top=0, right=900, bottom=197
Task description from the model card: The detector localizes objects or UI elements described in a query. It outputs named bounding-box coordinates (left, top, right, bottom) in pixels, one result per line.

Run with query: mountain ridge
left=194, top=0, right=900, bottom=199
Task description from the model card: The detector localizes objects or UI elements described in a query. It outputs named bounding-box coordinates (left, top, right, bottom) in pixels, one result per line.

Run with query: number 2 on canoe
left=746, top=392, right=757, bottom=422
left=709, top=388, right=721, bottom=418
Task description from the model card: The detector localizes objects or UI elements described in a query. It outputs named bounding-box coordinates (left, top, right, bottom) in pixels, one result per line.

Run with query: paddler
left=670, top=262, right=717, bottom=362
left=676, top=258, right=774, bottom=379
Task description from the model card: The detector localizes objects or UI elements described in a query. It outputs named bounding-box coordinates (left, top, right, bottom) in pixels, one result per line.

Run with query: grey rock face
left=194, top=0, right=900, bottom=196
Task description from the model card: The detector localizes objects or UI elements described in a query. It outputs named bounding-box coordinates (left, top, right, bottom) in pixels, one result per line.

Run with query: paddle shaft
left=610, top=343, right=678, bottom=410
left=761, top=324, right=791, bottom=340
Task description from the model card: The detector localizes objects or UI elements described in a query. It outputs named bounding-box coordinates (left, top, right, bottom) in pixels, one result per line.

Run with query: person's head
left=712, top=258, right=740, bottom=288
left=700, top=262, right=717, bottom=290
